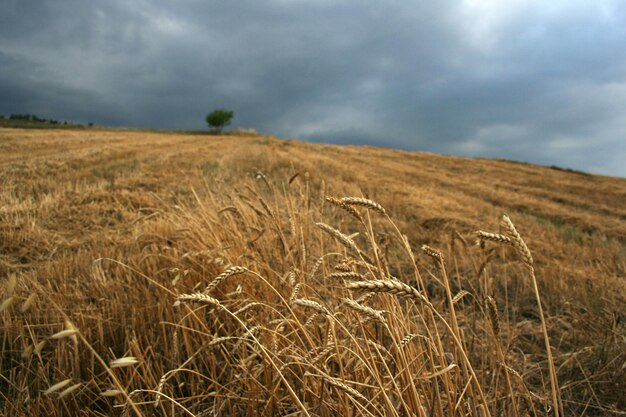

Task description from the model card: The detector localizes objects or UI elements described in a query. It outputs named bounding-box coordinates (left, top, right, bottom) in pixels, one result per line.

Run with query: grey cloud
left=0, top=51, right=118, bottom=125
left=1, top=1, right=625, bottom=176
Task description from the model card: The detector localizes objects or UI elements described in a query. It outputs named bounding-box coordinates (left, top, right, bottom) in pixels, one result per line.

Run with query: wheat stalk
left=501, top=215, right=559, bottom=416
left=218, top=205, right=239, bottom=214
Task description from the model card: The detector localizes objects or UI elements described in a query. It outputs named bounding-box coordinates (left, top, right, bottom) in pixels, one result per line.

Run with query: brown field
left=1, top=127, right=624, bottom=416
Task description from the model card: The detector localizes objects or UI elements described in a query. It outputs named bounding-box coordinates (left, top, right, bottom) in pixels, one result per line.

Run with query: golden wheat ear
left=339, top=197, right=387, bottom=216
left=500, top=215, right=533, bottom=266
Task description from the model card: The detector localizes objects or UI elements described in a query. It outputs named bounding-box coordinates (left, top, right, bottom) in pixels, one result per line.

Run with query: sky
left=1, top=1, right=625, bottom=177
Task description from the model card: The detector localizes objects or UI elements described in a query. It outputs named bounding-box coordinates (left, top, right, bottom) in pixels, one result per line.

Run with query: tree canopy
left=205, top=109, right=233, bottom=132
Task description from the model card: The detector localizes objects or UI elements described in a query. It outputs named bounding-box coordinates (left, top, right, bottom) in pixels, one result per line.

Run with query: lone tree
left=206, top=109, right=234, bottom=133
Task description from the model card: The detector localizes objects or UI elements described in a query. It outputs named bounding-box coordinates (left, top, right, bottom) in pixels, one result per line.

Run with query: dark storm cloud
left=1, top=1, right=625, bottom=176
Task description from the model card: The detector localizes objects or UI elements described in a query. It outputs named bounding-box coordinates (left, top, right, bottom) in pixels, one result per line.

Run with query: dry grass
left=0, top=127, right=625, bottom=416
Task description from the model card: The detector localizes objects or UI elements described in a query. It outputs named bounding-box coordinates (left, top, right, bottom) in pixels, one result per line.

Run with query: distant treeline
left=0, top=114, right=93, bottom=128
left=3, top=113, right=69, bottom=125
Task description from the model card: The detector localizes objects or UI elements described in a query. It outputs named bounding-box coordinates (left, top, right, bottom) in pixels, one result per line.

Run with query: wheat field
left=1, top=127, right=625, bottom=416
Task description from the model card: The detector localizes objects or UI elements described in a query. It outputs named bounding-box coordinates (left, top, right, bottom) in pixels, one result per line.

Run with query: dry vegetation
left=1, top=127, right=625, bottom=416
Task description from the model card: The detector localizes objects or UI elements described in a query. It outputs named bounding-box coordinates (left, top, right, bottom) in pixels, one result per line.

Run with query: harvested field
left=1, top=127, right=625, bottom=416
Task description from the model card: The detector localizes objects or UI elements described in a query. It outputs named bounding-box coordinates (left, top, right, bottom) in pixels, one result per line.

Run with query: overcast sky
left=1, top=1, right=625, bottom=177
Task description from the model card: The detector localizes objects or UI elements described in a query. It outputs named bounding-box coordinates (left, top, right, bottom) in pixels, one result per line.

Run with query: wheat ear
left=315, top=222, right=361, bottom=254
left=58, top=383, right=82, bottom=399
left=175, top=293, right=221, bottom=308
left=346, top=280, right=429, bottom=304
left=500, top=215, right=533, bottom=266
left=476, top=231, right=513, bottom=246
left=421, top=244, right=444, bottom=262
left=329, top=272, right=364, bottom=281
left=305, top=372, right=367, bottom=402
left=292, top=298, right=331, bottom=316
left=204, top=266, right=248, bottom=293
left=325, top=196, right=363, bottom=221
left=44, top=379, right=72, bottom=395
left=340, top=297, right=387, bottom=324
left=340, top=197, right=387, bottom=216
left=486, top=296, right=500, bottom=335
